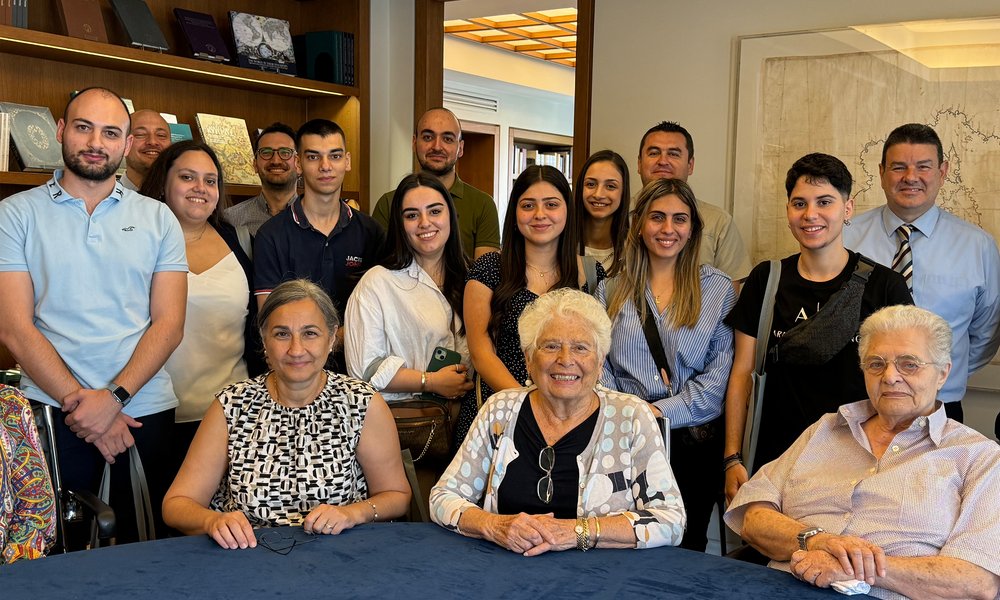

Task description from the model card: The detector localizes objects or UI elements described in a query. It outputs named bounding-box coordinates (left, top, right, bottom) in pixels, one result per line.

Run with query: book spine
left=0, top=113, right=10, bottom=173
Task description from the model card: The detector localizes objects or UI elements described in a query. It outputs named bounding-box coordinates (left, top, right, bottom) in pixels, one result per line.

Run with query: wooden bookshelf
left=510, top=128, right=573, bottom=186
left=0, top=0, right=371, bottom=208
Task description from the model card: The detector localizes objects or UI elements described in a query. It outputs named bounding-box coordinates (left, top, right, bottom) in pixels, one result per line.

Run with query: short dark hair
left=64, top=87, right=132, bottom=134
left=881, top=123, right=944, bottom=165
left=254, top=122, right=297, bottom=152
left=784, top=153, right=853, bottom=199
left=639, top=121, right=694, bottom=159
left=295, top=119, right=347, bottom=151
left=139, top=140, right=228, bottom=229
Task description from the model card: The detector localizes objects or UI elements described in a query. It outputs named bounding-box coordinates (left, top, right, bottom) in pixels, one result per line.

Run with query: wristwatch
left=797, top=526, right=824, bottom=551
left=105, top=383, right=132, bottom=407
left=575, top=518, right=591, bottom=552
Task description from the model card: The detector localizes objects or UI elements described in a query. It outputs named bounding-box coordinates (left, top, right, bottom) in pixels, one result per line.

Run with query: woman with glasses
left=430, top=289, right=685, bottom=554
left=722, top=153, right=911, bottom=503
left=725, top=305, right=1000, bottom=599
left=139, top=141, right=266, bottom=474
left=598, top=178, right=735, bottom=552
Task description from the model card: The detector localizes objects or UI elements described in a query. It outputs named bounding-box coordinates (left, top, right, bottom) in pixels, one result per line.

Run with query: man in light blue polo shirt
left=845, top=123, right=1000, bottom=421
left=0, top=87, right=187, bottom=545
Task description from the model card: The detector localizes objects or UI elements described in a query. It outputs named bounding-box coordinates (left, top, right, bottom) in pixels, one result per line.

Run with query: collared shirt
left=253, top=195, right=385, bottom=315
left=696, top=201, right=753, bottom=281
left=118, top=172, right=139, bottom=191
left=373, top=175, right=500, bottom=257
left=597, top=265, right=736, bottom=427
left=724, top=400, right=1000, bottom=600
left=429, top=385, right=686, bottom=549
left=0, top=171, right=186, bottom=417
left=846, top=205, right=1000, bottom=401
left=224, top=193, right=282, bottom=236
left=343, top=263, right=470, bottom=402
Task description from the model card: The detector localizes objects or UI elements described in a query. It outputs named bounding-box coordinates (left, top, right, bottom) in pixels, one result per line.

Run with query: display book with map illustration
left=229, top=11, right=296, bottom=76
left=110, top=0, right=168, bottom=52
left=194, top=114, right=257, bottom=185
left=174, top=8, right=230, bottom=63
left=0, top=102, right=64, bottom=172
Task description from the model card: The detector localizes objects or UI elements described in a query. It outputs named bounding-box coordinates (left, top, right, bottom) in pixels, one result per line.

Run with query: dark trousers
left=944, top=401, right=963, bottom=422
left=669, top=416, right=725, bottom=552
left=40, top=404, right=176, bottom=546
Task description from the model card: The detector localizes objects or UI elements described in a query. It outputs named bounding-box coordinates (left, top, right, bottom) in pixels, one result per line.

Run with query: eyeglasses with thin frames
left=537, top=445, right=555, bottom=504
left=256, top=147, right=296, bottom=160
left=861, top=354, right=936, bottom=377
left=257, top=529, right=318, bottom=555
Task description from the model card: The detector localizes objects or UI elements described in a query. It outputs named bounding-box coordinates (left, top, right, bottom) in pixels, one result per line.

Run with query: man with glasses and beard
left=0, top=87, right=187, bottom=545
left=225, top=122, right=300, bottom=235
left=372, top=107, right=499, bottom=260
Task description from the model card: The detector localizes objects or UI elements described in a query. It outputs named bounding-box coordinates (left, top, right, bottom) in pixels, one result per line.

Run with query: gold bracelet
left=366, top=500, right=379, bottom=522
left=592, top=517, right=601, bottom=548
left=420, top=371, right=427, bottom=392
left=575, top=517, right=591, bottom=551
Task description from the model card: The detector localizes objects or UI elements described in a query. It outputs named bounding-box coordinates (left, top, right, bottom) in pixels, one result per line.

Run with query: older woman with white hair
left=725, top=305, right=1000, bottom=599
left=429, top=288, right=685, bottom=555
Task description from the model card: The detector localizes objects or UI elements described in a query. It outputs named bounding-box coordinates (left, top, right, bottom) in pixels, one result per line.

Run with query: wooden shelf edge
left=0, top=25, right=360, bottom=99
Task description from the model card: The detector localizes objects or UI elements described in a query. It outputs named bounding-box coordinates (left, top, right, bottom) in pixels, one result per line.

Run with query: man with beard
left=225, top=122, right=299, bottom=235
left=372, top=107, right=499, bottom=259
left=120, top=109, right=171, bottom=191
left=0, top=87, right=187, bottom=545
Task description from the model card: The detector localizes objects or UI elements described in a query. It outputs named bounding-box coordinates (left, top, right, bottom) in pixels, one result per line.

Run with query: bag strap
left=754, top=260, right=781, bottom=376
left=236, top=225, right=252, bottom=261
left=639, top=302, right=673, bottom=397
left=582, top=255, right=599, bottom=294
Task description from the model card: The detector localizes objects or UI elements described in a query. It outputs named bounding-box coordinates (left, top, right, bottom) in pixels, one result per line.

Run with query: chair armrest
left=67, top=489, right=116, bottom=540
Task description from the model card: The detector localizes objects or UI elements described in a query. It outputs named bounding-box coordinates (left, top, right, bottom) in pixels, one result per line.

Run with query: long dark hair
left=488, top=165, right=580, bottom=339
left=575, top=149, right=630, bottom=277
left=382, top=172, right=470, bottom=334
left=139, top=140, right=228, bottom=229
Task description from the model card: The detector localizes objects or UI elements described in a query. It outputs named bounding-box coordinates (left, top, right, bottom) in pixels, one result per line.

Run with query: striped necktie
left=891, top=223, right=915, bottom=292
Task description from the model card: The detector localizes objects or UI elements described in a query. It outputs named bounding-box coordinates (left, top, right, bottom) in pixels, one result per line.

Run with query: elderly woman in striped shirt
left=597, top=178, right=736, bottom=552
left=725, top=305, right=1000, bottom=599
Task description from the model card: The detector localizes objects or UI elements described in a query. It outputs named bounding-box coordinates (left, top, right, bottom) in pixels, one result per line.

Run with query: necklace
left=185, top=223, right=209, bottom=244
left=527, top=263, right=557, bottom=280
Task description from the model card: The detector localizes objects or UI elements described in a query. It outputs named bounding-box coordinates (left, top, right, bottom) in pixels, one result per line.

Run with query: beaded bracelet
left=366, top=500, right=379, bottom=522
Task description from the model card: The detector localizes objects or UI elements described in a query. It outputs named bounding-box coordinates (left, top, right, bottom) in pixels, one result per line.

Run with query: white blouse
left=165, top=252, right=249, bottom=422
left=344, top=263, right=470, bottom=403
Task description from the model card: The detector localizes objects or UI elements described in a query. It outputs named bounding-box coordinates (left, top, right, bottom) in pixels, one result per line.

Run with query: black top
left=725, top=251, right=912, bottom=469
left=497, top=395, right=599, bottom=519
left=253, top=197, right=385, bottom=318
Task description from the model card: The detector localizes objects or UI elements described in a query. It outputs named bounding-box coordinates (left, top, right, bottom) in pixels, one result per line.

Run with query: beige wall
left=590, top=0, right=999, bottom=438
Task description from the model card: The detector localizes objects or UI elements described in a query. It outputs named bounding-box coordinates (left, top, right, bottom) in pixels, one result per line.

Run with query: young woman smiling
left=575, top=150, right=630, bottom=277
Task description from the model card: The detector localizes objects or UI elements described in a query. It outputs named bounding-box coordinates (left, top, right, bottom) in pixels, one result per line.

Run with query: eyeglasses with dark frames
left=258, top=529, right=318, bottom=555
left=537, top=445, right=555, bottom=504
left=256, top=147, right=296, bottom=160
left=861, top=354, right=937, bottom=377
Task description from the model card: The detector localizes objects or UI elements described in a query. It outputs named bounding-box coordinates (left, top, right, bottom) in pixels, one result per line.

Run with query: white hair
left=518, top=288, right=612, bottom=361
left=858, top=305, right=951, bottom=367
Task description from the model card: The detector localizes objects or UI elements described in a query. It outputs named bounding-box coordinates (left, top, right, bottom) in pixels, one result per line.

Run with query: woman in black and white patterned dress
left=163, top=280, right=410, bottom=549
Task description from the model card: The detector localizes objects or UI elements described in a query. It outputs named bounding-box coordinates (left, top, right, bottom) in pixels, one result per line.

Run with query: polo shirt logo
left=122, top=226, right=136, bottom=232
left=345, top=255, right=363, bottom=268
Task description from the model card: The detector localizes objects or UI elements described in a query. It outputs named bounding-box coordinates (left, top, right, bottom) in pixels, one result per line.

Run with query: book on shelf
left=1, top=0, right=11, bottom=27
left=174, top=8, right=231, bottom=63
left=169, top=123, right=193, bottom=144
left=0, top=112, right=10, bottom=173
left=294, top=30, right=355, bottom=86
left=110, top=0, right=169, bottom=52
left=0, top=102, right=64, bottom=172
left=229, top=11, right=296, bottom=76
left=57, top=0, right=109, bottom=43
left=195, top=113, right=257, bottom=185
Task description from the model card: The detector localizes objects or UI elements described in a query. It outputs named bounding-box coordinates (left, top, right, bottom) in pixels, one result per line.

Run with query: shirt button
left=869, top=468, right=876, bottom=474
left=916, top=417, right=926, bottom=426
left=891, top=445, right=900, bottom=453
left=850, top=479, right=857, bottom=485
left=653, top=375, right=659, bottom=381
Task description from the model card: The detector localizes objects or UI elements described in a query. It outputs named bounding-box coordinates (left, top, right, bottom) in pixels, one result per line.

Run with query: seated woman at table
left=599, top=178, right=735, bottom=552
left=163, top=280, right=410, bottom=550
left=724, top=305, right=1000, bottom=599
left=139, top=140, right=265, bottom=470
left=430, top=288, right=685, bottom=555
left=344, top=173, right=474, bottom=446
left=1, top=385, right=55, bottom=563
